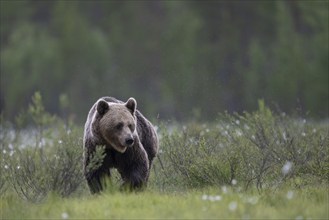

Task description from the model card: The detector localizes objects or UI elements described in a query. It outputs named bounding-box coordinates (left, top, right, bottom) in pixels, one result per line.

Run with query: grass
left=1, top=186, right=328, bottom=219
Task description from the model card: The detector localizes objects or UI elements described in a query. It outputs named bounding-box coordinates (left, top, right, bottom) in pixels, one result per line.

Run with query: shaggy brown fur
left=83, top=97, right=158, bottom=193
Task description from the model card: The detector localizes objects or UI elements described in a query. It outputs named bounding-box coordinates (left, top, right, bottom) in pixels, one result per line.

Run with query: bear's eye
left=128, top=124, right=134, bottom=131
left=115, top=123, right=123, bottom=130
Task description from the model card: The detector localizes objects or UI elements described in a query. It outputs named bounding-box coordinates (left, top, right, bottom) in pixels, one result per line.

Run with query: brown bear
left=83, top=97, right=158, bottom=193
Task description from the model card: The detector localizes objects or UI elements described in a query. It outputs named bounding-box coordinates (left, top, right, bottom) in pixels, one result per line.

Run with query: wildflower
left=236, top=130, right=243, bottom=137
left=209, top=195, right=222, bottom=202
left=231, top=179, right=237, bottom=185
left=201, top=194, right=222, bottom=202
left=61, top=212, right=69, bottom=219
left=222, top=186, right=228, bottom=194
left=235, top=120, right=240, bottom=125
left=58, top=140, right=63, bottom=144
left=3, top=149, right=6, bottom=154
left=282, top=161, right=293, bottom=175
left=17, top=165, right=21, bottom=170
left=282, top=132, right=287, bottom=141
left=39, top=139, right=46, bottom=147
left=228, top=201, right=237, bottom=211
left=4, top=165, right=8, bottom=169
left=246, top=196, right=258, bottom=205
left=286, top=191, right=294, bottom=200
left=301, top=132, right=306, bottom=137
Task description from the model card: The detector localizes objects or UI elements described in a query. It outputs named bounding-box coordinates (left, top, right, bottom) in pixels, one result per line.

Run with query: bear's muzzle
left=125, top=137, right=134, bottom=147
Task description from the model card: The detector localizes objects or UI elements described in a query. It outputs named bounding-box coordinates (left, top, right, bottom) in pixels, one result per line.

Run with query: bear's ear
left=125, top=97, right=137, bottom=115
left=96, top=100, right=109, bottom=116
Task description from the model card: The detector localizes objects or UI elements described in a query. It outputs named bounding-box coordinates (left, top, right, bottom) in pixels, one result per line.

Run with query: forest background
left=1, top=0, right=328, bottom=122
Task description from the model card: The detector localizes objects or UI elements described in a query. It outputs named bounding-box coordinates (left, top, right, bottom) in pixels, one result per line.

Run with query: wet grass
left=1, top=186, right=328, bottom=219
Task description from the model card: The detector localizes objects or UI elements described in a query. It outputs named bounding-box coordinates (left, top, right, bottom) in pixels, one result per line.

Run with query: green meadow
left=2, top=186, right=327, bottom=219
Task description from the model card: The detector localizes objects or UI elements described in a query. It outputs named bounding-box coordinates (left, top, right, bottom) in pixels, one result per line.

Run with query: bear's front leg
left=119, top=165, right=149, bottom=191
left=117, top=146, right=150, bottom=191
left=84, top=151, right=112, bottom=194
left=85, top=166, right=112, bottom=194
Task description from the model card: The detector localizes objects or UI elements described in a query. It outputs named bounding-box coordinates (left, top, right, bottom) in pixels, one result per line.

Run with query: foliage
left=1, top=1, right=328, bottom=121
left=1, top=187, right=328, bottom=219
left=84, top=145, right=106, bottom=178
left=1, top=92, right=86, bottom=202
left=156, top=100, right=328, bottom=191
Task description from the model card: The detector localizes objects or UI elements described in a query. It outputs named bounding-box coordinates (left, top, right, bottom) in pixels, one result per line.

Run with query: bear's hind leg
left=87, top=174, right=103, bottom=194
left=86, top=168, right=111, bottom=194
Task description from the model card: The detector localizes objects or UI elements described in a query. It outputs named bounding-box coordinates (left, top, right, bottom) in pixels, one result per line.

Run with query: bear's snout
left=125, top=137, right=134, bottom=146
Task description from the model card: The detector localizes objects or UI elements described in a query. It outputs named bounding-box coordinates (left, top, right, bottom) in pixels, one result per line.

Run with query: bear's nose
left=125, top=138, right=134, bottom=146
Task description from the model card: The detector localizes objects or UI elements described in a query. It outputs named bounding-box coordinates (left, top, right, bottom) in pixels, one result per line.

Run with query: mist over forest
left=1, top=1, right=328, bottom=122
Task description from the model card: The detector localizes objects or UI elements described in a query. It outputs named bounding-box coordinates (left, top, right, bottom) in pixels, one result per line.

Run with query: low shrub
left=155, top=101, right=328, bottom=191
left=1, top=92, right=86, bottom=202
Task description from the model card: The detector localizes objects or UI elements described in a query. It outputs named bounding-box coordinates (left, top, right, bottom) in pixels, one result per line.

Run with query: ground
left=1, top=186, right=327, bottom=219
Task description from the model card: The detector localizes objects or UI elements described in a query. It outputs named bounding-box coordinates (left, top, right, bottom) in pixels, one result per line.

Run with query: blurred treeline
left=1, top=0, right=328, bottom=122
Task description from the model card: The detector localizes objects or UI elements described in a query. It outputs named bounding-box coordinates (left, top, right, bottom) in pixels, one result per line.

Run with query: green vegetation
left=2, top=187, right=327, bottom=219
left=1, top=93, right=328, bottom=219
left=1, top=1, right=328, bottom=121
left=1, top=1, right=328, bottom=218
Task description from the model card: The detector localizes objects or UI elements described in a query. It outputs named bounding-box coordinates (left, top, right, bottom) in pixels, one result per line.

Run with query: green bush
left=155, top=100, right=328, bottom=191
left=1, top=92, right=86, bottom=202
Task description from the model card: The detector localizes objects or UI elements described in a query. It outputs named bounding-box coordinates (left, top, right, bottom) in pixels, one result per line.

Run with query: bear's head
left=95, top=98, right=137, bottom=153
